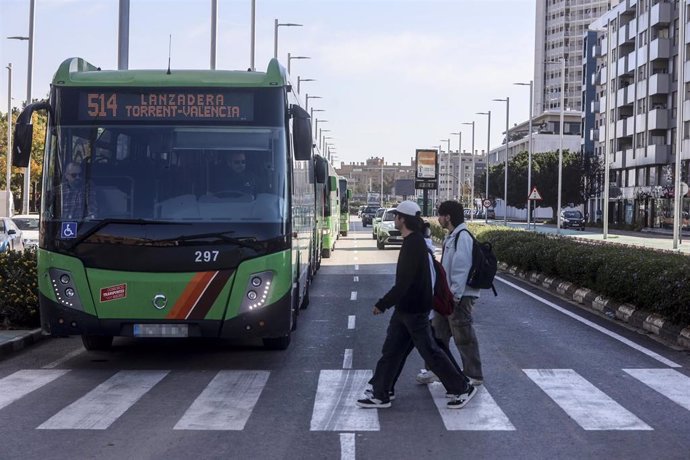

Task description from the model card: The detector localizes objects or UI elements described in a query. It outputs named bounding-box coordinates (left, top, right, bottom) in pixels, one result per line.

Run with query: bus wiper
left=68, top=218, right=177, bottom=248
left=155, top=231, right=260, bottom=249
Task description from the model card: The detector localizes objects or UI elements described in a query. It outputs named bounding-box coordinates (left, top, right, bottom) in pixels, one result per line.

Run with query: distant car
left=0, top=217, right=24, bottom=253
left=560, top=210, right=585, bottom=230
left=371, top=208, right=385, bottom=239
left=361, top=205, right=378, bottom=227
left=357, top=205, right=365, bottom=218
left=376, top=208, right=403, bottom=249
left=11, top=213, right=39, bottom=249
left=475, top=208, right=495, bottom=219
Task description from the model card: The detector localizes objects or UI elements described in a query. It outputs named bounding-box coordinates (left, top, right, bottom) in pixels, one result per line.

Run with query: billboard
left=415, top=149, right=438, bottom=190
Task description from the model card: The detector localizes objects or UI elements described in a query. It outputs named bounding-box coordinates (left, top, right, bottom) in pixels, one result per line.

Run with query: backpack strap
left=456, top=228, right=476, bottom=250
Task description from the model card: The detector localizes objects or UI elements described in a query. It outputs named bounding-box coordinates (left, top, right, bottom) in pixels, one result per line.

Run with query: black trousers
left=369, top=309, right=469, bottom=401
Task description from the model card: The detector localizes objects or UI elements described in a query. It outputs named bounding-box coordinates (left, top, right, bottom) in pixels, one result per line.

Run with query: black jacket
left=375, top=231, right=432, bottom=313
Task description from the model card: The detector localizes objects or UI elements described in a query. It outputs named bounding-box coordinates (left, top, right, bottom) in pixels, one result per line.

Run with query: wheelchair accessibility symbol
left=61, top=222, right=78, bottom=239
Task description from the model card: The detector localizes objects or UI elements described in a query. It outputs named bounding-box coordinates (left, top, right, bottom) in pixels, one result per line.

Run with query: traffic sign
left=528, top=186, right=543, bottom=200
left=482, top=199, right=492, bottom=208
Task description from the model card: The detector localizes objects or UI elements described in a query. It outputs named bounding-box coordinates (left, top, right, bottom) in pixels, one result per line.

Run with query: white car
left=11, top=214, right=39, bottom=249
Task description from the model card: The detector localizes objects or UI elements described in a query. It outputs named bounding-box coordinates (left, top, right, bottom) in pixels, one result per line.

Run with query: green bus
left=338, top=177, right=350, bottom=236
left=316, top=157, right=340, bottom=258
left=12, top=58, right=315, bottom=350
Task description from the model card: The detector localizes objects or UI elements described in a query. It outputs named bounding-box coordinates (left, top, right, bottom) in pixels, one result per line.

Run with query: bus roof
left=52, top=57, right=287, bottom=88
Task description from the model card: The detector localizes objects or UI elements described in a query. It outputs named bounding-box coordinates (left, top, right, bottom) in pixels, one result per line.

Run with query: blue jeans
left=369, top=309, right=470, bottom=401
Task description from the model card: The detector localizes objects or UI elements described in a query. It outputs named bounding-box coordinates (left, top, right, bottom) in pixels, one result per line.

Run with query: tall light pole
left=515, top=80, right=533, bottom=228
left=462, top=122, right=476, bottom=220
left=492, top=98, right=510, bottom=225
left=477, top=111, right=491, bottom=223
left=603, top=19, right=611, bottom=240
left=5, top=63, right=12, bottom=216
left=274, top=20, right=303, bottom=59
left=8, top=11, right=32, bottom=215
left=118, top=0, right=130, bottom=70
left=674, top=3, right=686, bottom=249
left=440, top=138, right=450, bottom=201
left=380, top=157, right=384, bottom=207
left=286, top=53, right=309, bottom=74
left=297, top=76, right=315, bottom=95
left=304, top=93, right=321, bottom=113
left=450, top=131, right=462, bottom=200
left=315, top=119, right=328, bottom=143
left=210, top=0, right=217, bottom=69
left=249, top=0, right=256, bottom=71
left=556, top=57, right=565, bottom=235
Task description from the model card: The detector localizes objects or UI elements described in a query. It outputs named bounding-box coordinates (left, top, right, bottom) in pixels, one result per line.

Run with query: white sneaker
left=415, top=369, right=439, bottom=384
left=468, top=377, right=484, bottom=387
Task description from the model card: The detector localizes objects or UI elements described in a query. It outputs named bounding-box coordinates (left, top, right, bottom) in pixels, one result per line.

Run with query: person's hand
left=372, top=306, right=383, bottom=315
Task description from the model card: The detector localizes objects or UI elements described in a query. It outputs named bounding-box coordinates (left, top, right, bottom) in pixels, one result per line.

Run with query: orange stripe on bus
left=166, top=272, right=216, bottom=319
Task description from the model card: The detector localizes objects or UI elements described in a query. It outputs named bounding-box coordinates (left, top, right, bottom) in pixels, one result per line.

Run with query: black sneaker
left=356, top=397, right=391, bottom=409
left=364, top=388, right=396, bottom=401
left=446, top=385, right=477, bottom=409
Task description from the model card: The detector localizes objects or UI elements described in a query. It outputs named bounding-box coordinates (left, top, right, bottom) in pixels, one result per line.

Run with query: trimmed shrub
left=0, top=248, right=40, bottom=328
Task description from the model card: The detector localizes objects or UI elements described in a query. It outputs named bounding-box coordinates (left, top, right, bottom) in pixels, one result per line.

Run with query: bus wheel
left=322, top=248, right=331, bottom=258
left=300, top=286, right=310, bottom=310
left=81, top=335, right=113, bottom=351
left=263, top=334, right=291, bottom=350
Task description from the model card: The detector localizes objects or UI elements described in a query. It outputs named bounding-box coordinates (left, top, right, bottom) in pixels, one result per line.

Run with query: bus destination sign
left=78, top=91, right=254, bottom=121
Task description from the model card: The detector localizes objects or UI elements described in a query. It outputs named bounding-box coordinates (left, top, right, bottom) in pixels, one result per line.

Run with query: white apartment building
left=535, top=0, right=615, bottom=114
left=437, top=151, right=487, bottom=206
left=586, top=0, right=690, bottom=229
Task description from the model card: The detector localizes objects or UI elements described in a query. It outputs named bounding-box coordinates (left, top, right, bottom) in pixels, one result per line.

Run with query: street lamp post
left=492, top=98, right=510, bottom=226
left=477, top=111, right=491, bottom=224
left=603, top=20, right=611, bottom=240
left=462, top=122, right=475, bottom=220
left=440, top=138, right=450, bottom=201
left=304, top=93, right=321, bottom=113
left=211, top=0, right=217, bottom=69
left=249, top=0, right=256, bottom=71
left=315, top=119, right=328, bottom=143
left=515, top=80, right=533, bottom=228
left=674, top=5, right=686, bottom=249
left=557, top=57, right=565, bottom=235
left=273, top=19, right=302, bottom=59
left=286, top=53, right=310, bottom=74
left=5, top=63, right=11, bottom=216
left=297, top=76, right=315, bottom=94
left=450, top=131, right=462, bottom=201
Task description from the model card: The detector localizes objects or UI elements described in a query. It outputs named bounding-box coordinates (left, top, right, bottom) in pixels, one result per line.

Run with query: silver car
left=11, top=214, right=39, bottom=248
left=0, top=217, right=25, bottom=253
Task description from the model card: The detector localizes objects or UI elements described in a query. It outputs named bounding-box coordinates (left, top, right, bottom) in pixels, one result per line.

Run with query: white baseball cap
left=393, top=200, right=421, bottom=217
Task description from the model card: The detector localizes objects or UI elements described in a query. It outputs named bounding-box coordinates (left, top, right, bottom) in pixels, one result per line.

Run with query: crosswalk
left=0, top=367, right=688, bottom=432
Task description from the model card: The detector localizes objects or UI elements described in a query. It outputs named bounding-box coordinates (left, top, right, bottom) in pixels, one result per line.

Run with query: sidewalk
left=0, top=329, right=44, bottom=359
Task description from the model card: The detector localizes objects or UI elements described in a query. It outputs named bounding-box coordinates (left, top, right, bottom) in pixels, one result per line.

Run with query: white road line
left=310, top=370, right=379, bottom=431
left=428, top=382, right=515, bottom=431
left=348, top=315, right=356, bottom=330
left=342, top=349, right=353, bottom=369
left=497, top=276, right=682, bottom=368
left=0, top=370, right=69, bottom=410
left=524, top=369, right=652, bottom=431
left=38, top=370, right=169, bottom=430
left=623, top=368, right=690, bottom=411
left=354, top=265, right=359, bottom=271
left=340, top=433, right=356, bottom=460
left=350, top=291, right=357, bottom=301
left=42, top=348, right=85, bottom=369
left=174, top=370, right=269, bottom=430
left=353, top=276, right=359, bottom=282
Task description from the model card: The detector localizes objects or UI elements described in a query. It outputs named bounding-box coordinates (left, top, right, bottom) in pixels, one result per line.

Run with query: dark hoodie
left=374, top=231, right=433, bottom=313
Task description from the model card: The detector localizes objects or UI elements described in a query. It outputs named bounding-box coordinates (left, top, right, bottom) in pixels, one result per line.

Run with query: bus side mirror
left=291, top=104, right=312, bottom=161
left=315, top=157, right=327, bottom=184
left=12, top=100, right=51, bottom=168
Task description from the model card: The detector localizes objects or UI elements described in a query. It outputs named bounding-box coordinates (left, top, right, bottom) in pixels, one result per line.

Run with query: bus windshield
left=44, top=125, right=288, bottom=224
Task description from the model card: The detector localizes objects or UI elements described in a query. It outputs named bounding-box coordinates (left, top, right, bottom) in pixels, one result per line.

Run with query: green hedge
left=0, top=248, right=39, bottom=328
left=465, top=225, right=690, bottom=327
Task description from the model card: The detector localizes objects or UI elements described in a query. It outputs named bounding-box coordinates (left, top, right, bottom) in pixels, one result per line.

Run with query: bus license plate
left=133, top=324, right=188, bottom=338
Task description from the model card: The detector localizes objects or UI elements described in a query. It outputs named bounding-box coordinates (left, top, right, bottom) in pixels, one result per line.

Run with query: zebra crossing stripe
left=310, top=370, right=379, bottom=431
left=524, top=369, right=652, bottom=431
left=0, top=370, right=69, bottom=411
left=427, top=382, right=515, bottom=431
left=174, top=370, right=269, bottom=430
left=623, top=369, right=690, bottom=411
left=37, top=370, right=169, bottom=430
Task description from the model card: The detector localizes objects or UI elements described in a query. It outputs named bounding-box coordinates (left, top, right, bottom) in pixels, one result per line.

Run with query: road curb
left=0, top=329, right=45, bottom=359
left=498, top=262, right=690, bottom=351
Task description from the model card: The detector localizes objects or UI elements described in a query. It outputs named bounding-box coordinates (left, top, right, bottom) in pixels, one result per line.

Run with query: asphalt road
left=1, top=218, right=689, bottom=460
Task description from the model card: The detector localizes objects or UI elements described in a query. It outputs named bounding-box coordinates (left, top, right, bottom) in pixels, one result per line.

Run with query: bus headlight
left=240, top=271, right=274, bottom=313
left=49, top=268, right=84, bottom=311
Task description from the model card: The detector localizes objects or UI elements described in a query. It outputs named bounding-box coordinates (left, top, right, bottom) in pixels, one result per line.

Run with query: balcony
left=626, top=51, right=637, bottom=73
left=684, top=100, right=690, bottom=122
left=646, top=144, right=671, bottom=164
left=650, top=1, right=672, bottom=26
left=617, top=55, right=630, bottom=76
left=590, top=129, right=600, bottom=142
left=616, top=119, right=630, bottom=138
left=626, top=85, right=636, bottom=105
left=649, top=38, right=671, bottom=61
left=637, top=45, right=647, bottom=64
left=626, top=116, right=634, bottom=135
left=647, top=108, right=670, bottom=130
left=616, top=86, right=628, bottom=104
left=591, top=100, right=600, bottom=112
left=636, top=79, right=647, bottom=97
left=612, top=150, right=626, bottom=169
left=648, top=73, right=671, bottom=96
left=627, top=19, right=638, bottom=40
left=591, top=44, right=601, bottom=58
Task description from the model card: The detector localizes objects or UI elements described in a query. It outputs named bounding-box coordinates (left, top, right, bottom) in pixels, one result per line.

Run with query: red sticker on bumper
left=100, top=284, right=127, bottom=302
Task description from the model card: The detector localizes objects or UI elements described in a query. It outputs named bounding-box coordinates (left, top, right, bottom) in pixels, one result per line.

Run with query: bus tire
left=263, top=334, right=291, bottom=350
left=300, top=287, right=310, bottom=310
left=322, top=248, right=331, bottom=258
left=81, top=335, right=113, bottom=351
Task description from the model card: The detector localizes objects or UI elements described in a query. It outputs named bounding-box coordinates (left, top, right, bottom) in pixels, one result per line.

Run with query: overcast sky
left=1, top=0, right=535, bottom=166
